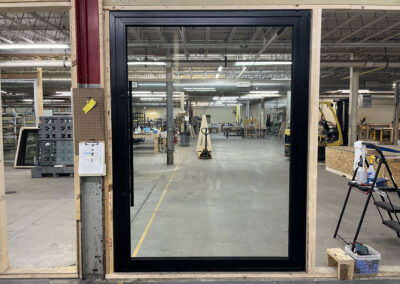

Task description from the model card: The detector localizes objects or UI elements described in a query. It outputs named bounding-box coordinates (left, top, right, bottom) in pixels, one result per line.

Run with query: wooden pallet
left=326, top=248, right=354, bottom=280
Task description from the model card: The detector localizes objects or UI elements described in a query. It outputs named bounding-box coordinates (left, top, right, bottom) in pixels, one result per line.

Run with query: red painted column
left=75, top=0, right=101, bottom=87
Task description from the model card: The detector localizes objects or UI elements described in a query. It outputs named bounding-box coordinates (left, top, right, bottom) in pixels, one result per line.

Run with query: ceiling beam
left=359, top=21, right=400, bottom=43
left=0, top=13, right=56, bottom=43
left=380, top=31, right=400, bottom=42
left=250, top=27, right=263, bottom=43
left=228, top=27, right=237, bottom=43
left=28, top=12, right=69, bottom=38
left=179, top=27, right=189, bottom=60
left=321, top=13, right=360, bottom=40
left=336, top=13, right=389, bottom=43
left=155, top=27, right=166, bottom=43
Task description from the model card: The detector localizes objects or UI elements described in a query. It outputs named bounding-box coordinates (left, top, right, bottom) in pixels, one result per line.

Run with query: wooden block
left=326, top=248, right=354, bottom=280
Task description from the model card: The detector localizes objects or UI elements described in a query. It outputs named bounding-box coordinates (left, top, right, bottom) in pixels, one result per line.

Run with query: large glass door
left=110, top=10, right=310, bottom=272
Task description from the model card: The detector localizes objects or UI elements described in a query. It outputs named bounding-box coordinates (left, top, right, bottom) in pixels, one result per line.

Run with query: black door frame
left=110, top=10, right=311, bottom=272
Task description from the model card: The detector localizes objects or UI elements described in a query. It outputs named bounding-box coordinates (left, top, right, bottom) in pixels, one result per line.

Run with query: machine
left=284, top=101, right=344, bottom=160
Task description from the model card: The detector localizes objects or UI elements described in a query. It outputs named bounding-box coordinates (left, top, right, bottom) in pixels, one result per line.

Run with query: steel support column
left=348, top=66, right=360, bottom=146
left=166, top=59, right=174, bottom=165
left=75, top=0, right=104, bottom=279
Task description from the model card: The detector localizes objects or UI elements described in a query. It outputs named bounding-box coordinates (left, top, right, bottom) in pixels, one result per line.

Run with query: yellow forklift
left=285, top=101, right=345, bottom=160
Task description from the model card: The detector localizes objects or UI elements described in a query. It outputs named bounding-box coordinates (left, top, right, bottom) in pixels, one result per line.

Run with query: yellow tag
left=83, top=99, right=96, bottom=114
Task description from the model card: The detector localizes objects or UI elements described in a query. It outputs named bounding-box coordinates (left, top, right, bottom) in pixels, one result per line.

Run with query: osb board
left=72, top=88, right=105, bottom=152
left=325, top=146, right=400, bottom=183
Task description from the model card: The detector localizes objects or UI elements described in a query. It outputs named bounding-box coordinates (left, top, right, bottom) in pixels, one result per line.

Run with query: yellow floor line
left=132, top=154, right=185, bottom=257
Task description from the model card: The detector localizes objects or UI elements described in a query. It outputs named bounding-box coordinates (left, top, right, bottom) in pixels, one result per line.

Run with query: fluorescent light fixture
left=235, top=61, right=292, bottom=66
left=217, top=66, right=223, bottom=72
left=22, top=99, right=33, bottom=102
left=338, top=89, right=370, bottom=93
left=0, top=91, right=6, bottom=94
left=140, top=98, right=163, bottom=101
left=183, top=87, right=216, bottom=92
left=54, top=91, right=72, bottom=97
left=214, top=96, right=238, bottom=101
left=0, top=44, right=69, bottom=50
left=249, top=90, right=279, bottom=94
left=0, top=60, right=71, bottom=68
left=128, top=61, right=166, bottom=66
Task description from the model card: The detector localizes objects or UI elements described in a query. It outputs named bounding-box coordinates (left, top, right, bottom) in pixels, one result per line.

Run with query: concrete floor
left=131, top=134, right=290, bottom=257
left=316, top=166, right=400, bottom=266
left=2, top=132, right=399, bottom=268
left=4, top=164, right=76, bottom=267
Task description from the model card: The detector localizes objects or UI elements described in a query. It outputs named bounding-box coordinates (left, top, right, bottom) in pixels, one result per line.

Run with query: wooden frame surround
left=0, top=0, right=400, bottom=280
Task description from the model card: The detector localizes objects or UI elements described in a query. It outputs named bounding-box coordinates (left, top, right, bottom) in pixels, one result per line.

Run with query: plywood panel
left=326, top=146, right=400, bottom=184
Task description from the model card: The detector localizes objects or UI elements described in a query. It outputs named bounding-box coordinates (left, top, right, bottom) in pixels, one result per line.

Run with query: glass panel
left=128, top=26, right=292, bottom=257
left=1, top=80, right=36, bottom=161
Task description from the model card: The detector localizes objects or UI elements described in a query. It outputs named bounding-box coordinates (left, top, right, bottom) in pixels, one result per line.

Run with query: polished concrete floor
left=131, top=134, right=290, bottom=257
left=316, top=165, right=400, bottom=266
left=4, top=164, right=76, bottom=267
left=2, top=133, right=400, bottom=268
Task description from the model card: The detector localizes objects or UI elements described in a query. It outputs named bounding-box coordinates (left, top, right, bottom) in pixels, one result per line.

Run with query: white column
left=349, top=66, right=360, bottom=146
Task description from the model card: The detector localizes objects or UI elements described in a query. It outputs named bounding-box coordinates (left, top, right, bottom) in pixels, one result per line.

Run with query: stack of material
left=196, top=115, right=212, bottom=159
left=31, top=116, right=74, bottom=178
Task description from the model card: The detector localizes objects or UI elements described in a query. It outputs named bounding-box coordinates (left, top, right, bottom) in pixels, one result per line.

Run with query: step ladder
left=334, top=142, right=400, bottom=247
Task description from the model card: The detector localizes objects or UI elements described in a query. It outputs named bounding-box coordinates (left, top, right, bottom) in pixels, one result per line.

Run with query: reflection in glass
left=128, top=26, right=292, bottom=257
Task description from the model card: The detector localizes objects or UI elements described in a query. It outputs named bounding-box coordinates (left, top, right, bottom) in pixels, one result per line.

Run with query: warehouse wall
left=132, top=106, right=236, bottom=123
left=319, top=98, right=394, bottom=125
left=358, top=98, right=394, bottom=124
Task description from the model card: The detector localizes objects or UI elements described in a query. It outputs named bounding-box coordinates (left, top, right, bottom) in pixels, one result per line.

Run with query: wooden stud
left=68, top=0, right=82, bottom=278
left=103, top=8, right=115, bottom=275
left=103, top=4, right=400, bottom=11
left=0, top=76, right=9, bottom=273
left=0, top=266, right=77, bottom=279
left=306, top=8, right=322, bottom=275
left=0, top=73, right=36, bottom=80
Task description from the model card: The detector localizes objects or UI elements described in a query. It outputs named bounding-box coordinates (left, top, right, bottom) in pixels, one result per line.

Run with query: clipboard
left=78, top=141, right=106, bottom=176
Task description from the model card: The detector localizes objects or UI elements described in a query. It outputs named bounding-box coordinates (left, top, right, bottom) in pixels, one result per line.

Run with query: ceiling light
left=0, top=44, right=69, bottom=50
left=215, top=73, right=220, bottom=79
left=54, top=91, right=72, bottom=97
left=249, top=90, right=279, bottom=94
left=128, top=61, right=166, bottom=66
left=215, top=96, right=238, bottom=101
left=140, top=98, right=163, bottom=101
left=0, top=60, right=71, bottom=68
left=235, top=61, right=292, bottom=66
left=217, top=66, right=223, bottom=72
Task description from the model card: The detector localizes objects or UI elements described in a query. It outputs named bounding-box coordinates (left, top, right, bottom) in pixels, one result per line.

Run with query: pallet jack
left=199, top=127, right=212, bottom=160
left=334, top=142, right=400, bottom=249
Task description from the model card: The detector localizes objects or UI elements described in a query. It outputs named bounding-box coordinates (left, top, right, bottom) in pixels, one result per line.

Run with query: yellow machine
left=285, top=102, right=343, bottom=159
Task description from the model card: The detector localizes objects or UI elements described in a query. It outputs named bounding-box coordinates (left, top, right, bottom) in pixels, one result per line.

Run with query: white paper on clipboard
left=78, top=142, right=106, bottom=176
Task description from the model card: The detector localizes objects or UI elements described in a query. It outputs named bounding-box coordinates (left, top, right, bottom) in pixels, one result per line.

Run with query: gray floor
left=316, top=166, right=400, bottom=266
left=4, top=164, right=76, bottom=267
left=2, top=133, right=399, bottom=268
left=131, top=134, right=290, bottom=257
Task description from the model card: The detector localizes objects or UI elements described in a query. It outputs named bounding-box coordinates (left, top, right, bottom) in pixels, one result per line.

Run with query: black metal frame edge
left=110, top=10, right=310, bottom=272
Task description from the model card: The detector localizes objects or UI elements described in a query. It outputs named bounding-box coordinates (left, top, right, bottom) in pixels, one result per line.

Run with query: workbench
left=243, top=126, right=267, bottom=138
left=133, top=133, right=161, bottom=153
left=223, top=126, right=243, bottom=138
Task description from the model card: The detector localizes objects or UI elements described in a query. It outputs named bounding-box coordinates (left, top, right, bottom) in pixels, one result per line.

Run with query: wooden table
left=243, top=126, right=267, bottom=138
left=223, top=126, right=243, bottom=138
left=133, top=133, right=161, bottom=153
